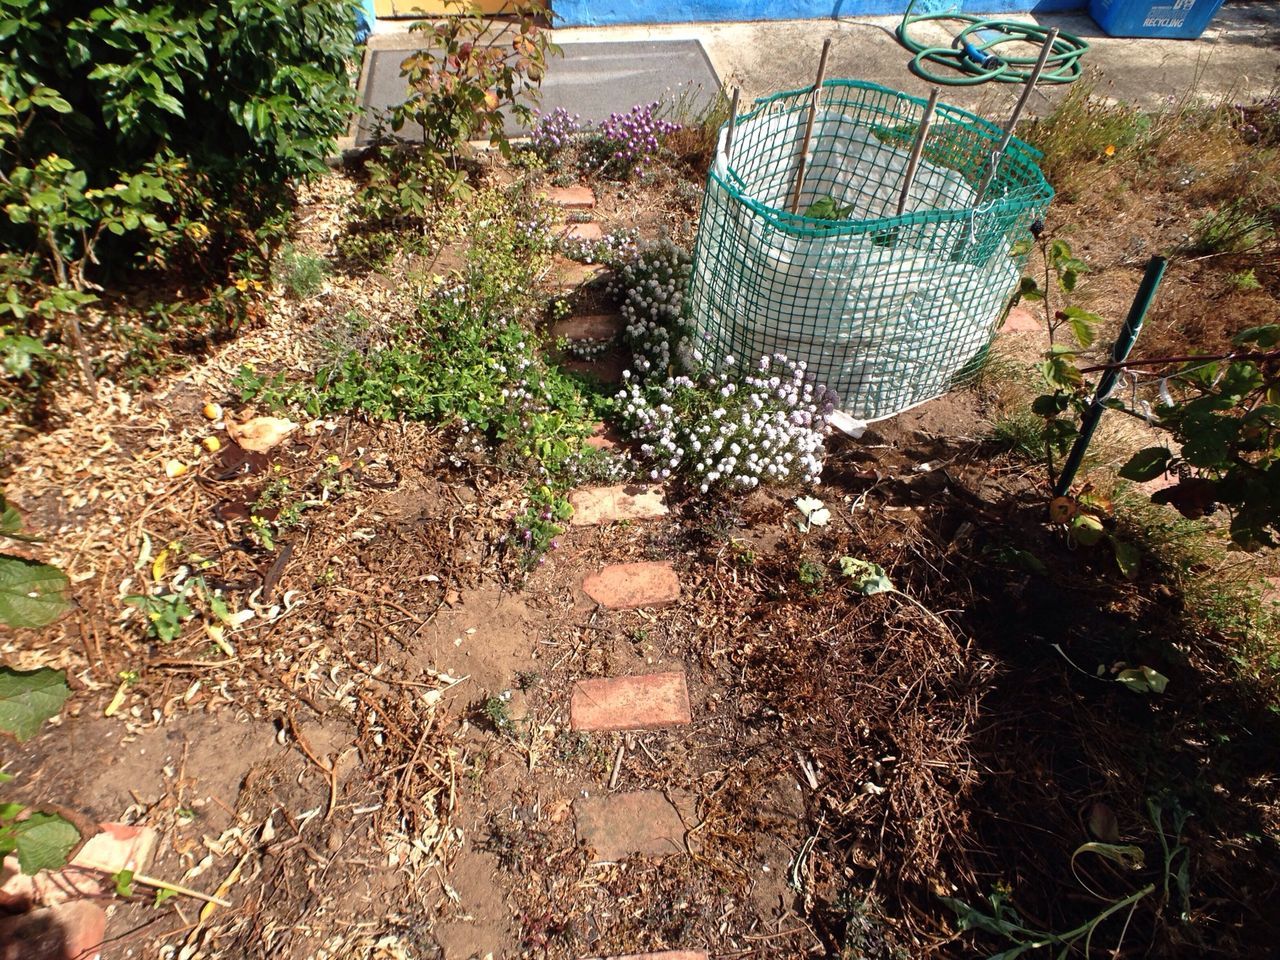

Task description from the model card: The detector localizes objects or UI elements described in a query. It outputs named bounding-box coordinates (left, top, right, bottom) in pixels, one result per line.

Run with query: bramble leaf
left=0, top=667, right=71, bottom=741
left=0, top=556, right=70, bottom=628
left=12, top=812, right=80, bottom=874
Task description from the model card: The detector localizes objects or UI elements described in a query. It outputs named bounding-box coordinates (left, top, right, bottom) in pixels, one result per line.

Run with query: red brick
left=582, top=561, right=680, bottom=610
left=552, top=258, right=607, bottom=290
left=571, top=671, right=691, bottom=732
left=546, top=185, right=596, bottom=209
left=0, top=900, right=106, bottom=960
left=585, top=422, right=621, bottom=453
left=569, top=485, right=667, bottom=526
left=563, top=353, right=626, bottom=386
left=1001, top=306, right=1041, bottom=334
left=560, top=221, right=604, bottom=242
left=72, top=823, right=156, bottom=875
left=552, top=314, right=622, bottom=342
left=574, top=790, right=688, bottom=862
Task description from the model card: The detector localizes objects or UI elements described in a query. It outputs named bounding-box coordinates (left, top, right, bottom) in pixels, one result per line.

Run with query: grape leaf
left=1119, top=447, right=1171, bottom=483
left=0, top=667, right=71, bottom=741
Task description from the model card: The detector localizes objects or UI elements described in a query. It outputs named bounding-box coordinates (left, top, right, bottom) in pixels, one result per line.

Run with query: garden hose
left=896, top=2, right=1089, bottom=86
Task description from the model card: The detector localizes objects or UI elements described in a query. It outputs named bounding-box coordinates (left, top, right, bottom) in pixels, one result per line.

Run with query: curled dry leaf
left=227, top=416, right=298, bottom=453
left=1088, top=801, right=1121, bottom=843
left=1048, top=496, right=1076, bottom=524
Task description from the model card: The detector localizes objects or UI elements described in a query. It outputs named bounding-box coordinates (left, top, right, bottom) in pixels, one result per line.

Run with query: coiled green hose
left=896, top=2, right=1089, bottom=86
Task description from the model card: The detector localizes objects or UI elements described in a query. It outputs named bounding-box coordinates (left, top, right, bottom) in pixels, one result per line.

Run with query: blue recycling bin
left=1090, top=0, right=1227, bottom=39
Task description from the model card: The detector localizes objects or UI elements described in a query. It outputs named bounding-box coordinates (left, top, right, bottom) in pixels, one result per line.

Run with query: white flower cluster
left=615, top=353, right=838, bottom=492
left=566, top=337, right=611, bottom=360
left=607, top=238, right=692, bottom=379
left=560, top=227, right=638, bottom=266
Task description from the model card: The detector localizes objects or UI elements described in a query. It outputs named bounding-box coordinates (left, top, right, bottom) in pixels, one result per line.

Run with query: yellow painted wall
left=371, top=0, right=517, bottom=15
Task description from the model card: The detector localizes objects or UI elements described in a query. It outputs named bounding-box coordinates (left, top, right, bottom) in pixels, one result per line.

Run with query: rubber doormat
left=357, top=39, right=721, bottom=144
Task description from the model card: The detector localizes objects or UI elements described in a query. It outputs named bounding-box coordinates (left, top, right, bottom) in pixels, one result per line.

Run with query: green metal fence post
left=1052, top=254, right=1168, bottom=498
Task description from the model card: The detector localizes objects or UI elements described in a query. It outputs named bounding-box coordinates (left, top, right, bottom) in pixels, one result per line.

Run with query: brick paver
left=574, top=790, right=688, bottom=862
left=552, top=258, right=607, bottom=289
left=569, top=485, right=667, bottom=526
left=547, top=185, right=596, bottom=209
left=582, top=561, right=680, bottom=610
left=571, top=671, right=691, bottom=731
left=561, top=221, right=604, bottom=242
left=1001, top=306, right=1041, bottom=333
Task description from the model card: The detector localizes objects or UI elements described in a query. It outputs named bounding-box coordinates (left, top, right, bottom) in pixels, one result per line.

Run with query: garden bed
left=2, top=78, right=1279, bottom=960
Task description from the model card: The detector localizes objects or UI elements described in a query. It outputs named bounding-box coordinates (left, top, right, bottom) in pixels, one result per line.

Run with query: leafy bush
left=0, top=0, right=356, bottom=406
left=1023, top=237, right=1280, bottom=549
left=391, top=0, right=554, bottom=158
left=2, top=0, right=356, bottom=274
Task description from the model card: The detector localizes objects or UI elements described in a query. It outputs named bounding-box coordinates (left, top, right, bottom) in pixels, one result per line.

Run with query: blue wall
left=554, top=1, right=1079, bottom=25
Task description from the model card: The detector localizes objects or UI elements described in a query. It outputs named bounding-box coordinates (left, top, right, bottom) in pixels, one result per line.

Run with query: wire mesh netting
left=686, top=79, right=1053, bottom=421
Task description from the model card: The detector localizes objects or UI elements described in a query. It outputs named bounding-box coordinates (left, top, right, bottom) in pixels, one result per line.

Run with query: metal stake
left=896, top=87, right=940, bottom=217
left=789, top=39, right=832, bottom=215
left=1053, top=255, right=1168, bottom=498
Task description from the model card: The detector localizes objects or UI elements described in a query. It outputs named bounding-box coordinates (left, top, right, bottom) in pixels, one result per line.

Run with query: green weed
left=1225, top=268, right=1262, bottom=291
left=274, top=245, right=327, bottom=299
left=1180, top=199, right=1277, bottom=255
left=988, top=407, right=1047, bottom=461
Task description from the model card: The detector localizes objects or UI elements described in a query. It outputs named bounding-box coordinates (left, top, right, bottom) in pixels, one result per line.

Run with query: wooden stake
left=130, top=872, right=233, bottom=908
left=724, top=86, right=741, bottom=163
left=972, top=27, right=1059, bottom=208
left=896, top=87, right=940, bottom=217
left=789, top=39, right=832, bottom=214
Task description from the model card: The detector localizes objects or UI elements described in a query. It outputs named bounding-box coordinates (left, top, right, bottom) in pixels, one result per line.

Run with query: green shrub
left=391, top=1, right=555, bottom=158
left=1, top=0, right=356, bottom=224
left=0, top=0, right=356, bottom=408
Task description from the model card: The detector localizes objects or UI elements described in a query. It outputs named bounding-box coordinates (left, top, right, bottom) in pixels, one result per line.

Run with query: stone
left=560, top=221, right=604, bottom=242
left=593, top=954, right=708, bottom=960
left=546, top=185, right=596, bottom=209
left=569, top=485, right=668, bottom=526
left=570, top=671, right=691, bottom=732
left=507, top=689, right=529, bottom=722
left=551, top=314, right=622, bottom=342
left=552, top=258, right=607, bottom=290
left=0, top=901, right=107, bottom=960
left=574, top=790, right=688, bottom=862
left=1001, top=306, right=1041, bottom=334
left=582, top=561, right=680, bottom=611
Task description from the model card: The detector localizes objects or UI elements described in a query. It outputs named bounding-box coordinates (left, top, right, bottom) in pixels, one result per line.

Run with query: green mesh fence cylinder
left=687, top=80, right=1053, bottom=421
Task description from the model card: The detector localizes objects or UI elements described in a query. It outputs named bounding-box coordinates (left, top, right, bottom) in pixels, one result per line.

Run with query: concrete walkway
left=370, top=4, right=1280, bottom=115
